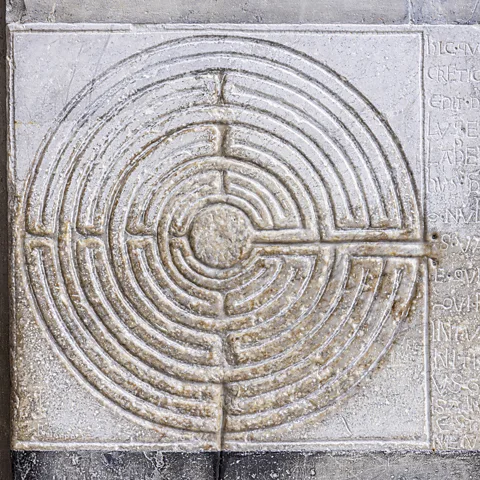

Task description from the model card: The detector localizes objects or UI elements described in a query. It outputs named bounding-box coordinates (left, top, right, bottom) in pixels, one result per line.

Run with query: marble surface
left=9, top=24, right=428, bottom=452
left=5, top=7, right=480, bottom=480
left=8, top=0, right=480, bottom=25
left=6, top=0, right=409, bottom=24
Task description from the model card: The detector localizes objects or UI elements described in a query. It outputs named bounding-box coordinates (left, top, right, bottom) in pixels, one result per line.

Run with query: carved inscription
left=427, top=30, right=480, bottom=450
left=18, top=35, right=422, bottom=445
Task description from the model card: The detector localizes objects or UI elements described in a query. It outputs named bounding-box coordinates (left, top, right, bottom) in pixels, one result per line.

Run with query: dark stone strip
left=222, top=451, right=480, bottom=480
left=12, top=451, right=218, bottom=480
left=0, top=0, right=11, bottom=476
left=12, top=450, right=480, bottom=480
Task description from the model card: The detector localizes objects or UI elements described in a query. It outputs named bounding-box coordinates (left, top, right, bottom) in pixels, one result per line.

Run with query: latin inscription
left=427, top=28, right=480, bottom=450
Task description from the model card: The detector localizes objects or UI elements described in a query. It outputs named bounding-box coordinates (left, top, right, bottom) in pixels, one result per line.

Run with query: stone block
left=11, top=450, right=480, bottom=479
left=412, top=0, right=480, bottom=24
left=12, top=451, right=217, bottom=479
left=220, top=451, right=480, bottom=480
left=6, top=0, right=409, bottom=24
left=9, top=24, right=427, bottom=452
left=8, top=22, right=480, bottom=477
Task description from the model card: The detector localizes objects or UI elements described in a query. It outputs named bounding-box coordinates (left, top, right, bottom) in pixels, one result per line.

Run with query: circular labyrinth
left=23, top=36, right=422, bottom=438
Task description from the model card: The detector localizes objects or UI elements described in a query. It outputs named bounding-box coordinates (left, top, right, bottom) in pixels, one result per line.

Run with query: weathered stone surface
left=425, top=26, right=480, bottom=451
left=11, top=451, right=480, bottom=479
left=6, top=0, right=410, bottom=24
left=9, top=24, right=429, bottom=452
left=12, top=451, right=217, bottom=479
left=8, top=20, right=480, bottom=480
left=10, top=0, right=480, bottom=26
left=221, top=451, right=480, bottom=479
left=412, top=0, right=480, bottom=24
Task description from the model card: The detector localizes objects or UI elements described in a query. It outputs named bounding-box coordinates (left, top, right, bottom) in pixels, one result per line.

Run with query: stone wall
left=3, top=1, right=480, bottom=479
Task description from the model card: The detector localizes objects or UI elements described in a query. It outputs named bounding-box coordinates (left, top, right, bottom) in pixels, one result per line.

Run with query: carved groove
left=22, top=36, right=422, bottom=437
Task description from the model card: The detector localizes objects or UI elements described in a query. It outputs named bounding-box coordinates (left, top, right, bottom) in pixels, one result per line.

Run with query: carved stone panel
left=9, top=25, right=429, bottom=451
left=425, top=27, right=480, bottom=451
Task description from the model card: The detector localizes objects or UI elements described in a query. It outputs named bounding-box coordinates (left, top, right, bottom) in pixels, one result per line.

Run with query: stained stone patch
left=7, top=23, right=480, bottom=457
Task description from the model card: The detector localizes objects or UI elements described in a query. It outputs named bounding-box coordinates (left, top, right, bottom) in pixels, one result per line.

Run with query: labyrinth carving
left=22, top=36, right=423, bottom=437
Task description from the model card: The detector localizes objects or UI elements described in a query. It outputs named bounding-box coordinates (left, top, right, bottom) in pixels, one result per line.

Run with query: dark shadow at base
left=12, top=451, right=217, bottom=480
left=11, top=450, right=480, bottom=480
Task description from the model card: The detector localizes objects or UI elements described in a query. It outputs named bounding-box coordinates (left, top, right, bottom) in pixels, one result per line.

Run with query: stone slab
left=412, top=0, right=480, bottom=24
left=11, top=0, right=480, bottom=26
left=8, top=21, right=480, bottom=461
left=6, top=0, right=410, bottom=25
left=11, top=451, right=480, bottom=479
left=9, top=24, right=430, bottom=452
left=222, top=451, right=480, bottom=479
left=11, top=451, right=218, bottom=479
left=10, top=0, right=480, bottom=27
left=424, top=26, right=480, bottom=451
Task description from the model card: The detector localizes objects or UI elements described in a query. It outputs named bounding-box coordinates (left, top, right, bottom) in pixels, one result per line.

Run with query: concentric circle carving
left=22, top=36, right=422, bottom=438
